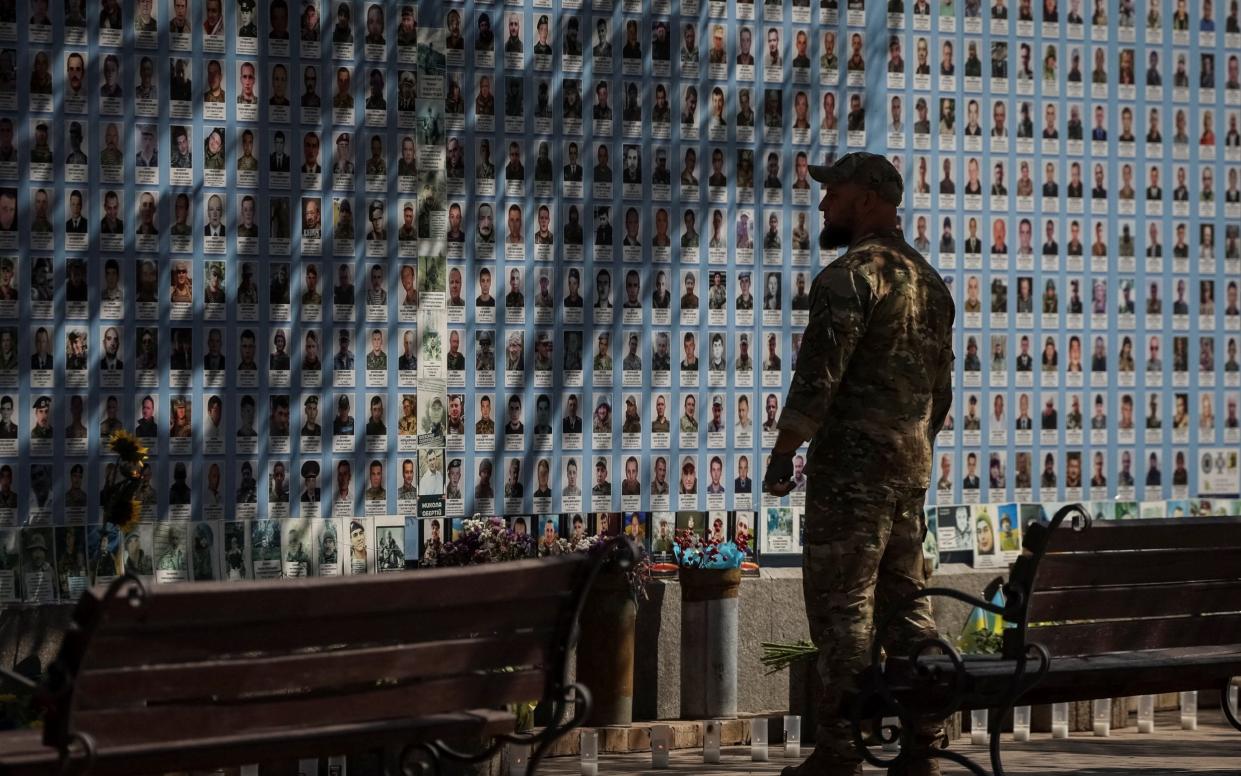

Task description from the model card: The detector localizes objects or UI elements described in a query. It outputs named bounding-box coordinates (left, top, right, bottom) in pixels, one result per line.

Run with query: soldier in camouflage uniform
left=766, top=153, right=956, bottom=776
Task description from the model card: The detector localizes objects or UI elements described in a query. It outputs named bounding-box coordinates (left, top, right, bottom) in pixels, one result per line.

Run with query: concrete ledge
left=543, top=719, right=760, bottom=758
left=635, top=565, right=997, bottom=719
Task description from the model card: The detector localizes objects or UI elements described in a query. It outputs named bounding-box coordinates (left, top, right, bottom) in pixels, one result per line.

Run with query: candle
left=1092, top=698, right=1111, bottom=737
left=1051, top=702, right=1069, bottom=739
left=580, top=730, right=599, bottom=776
left=751, top=717, right=769, bottom=762
left=703, top=721, right=721, bottom=764
left=970, top=709, right=988, bottom=746
left=1231, top=685, right=1239, bottom=718
left=784, top=715, right=801, bottom=759
left=651, top=724, right=671, bottom=768
left=508, top=743, right=530, bottom=776
left=1012, top=706, right=1030, bottom=742
left=881, top=717, right=900, bottom=752
left=1137, top=695, right=1155, bottom=734
left=1180, top=691, right=1198, bottom=731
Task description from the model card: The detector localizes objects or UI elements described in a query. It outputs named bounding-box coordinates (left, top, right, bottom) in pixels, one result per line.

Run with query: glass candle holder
left=1051, top=702, right=1069, bottom=739
left=1137, top=695, right=1155, bottom=734
left=881, top=716, right=900, bottom=752
left=751, top=717, right=769, bottom=762
left=1092, top=698, right=1111, bottom=737
left=651, top=725, right=671, bottom=769
left=783, top=715, right=801, bottom=759
left=508, top=744, right=530, bottom=776
left=580, top=730, right=599, bottom=776
left=704, top=721, right=721, bottom=764
left=1180, top=691, right=1198, bottom=731
left=1012, top=706, right=1031, bottom=742
left=970, top=709, right=988, bottom=745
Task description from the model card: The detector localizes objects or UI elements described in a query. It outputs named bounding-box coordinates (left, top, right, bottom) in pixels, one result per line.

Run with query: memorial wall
left=0, top=0, right=1237, bottom=597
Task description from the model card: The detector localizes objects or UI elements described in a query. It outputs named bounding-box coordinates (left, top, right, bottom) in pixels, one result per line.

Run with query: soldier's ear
left=853, top=186, right=874, bottom=214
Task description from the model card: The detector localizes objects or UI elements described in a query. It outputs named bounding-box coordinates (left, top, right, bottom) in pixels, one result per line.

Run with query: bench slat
left=1041, top=517, right=1241, bottom=553
left=1025, top=612, right=1241, bottom=656
left=75, top=633, right=548, bottom=709
left=90, top=556, right=585, bottom=632
left=84, top=595, right=567, bottom=668
left=1, top=710, right=517, bottom=776
left=72, top=667, right=546, bottom=749
left=1034, top=546, right=1241, bottom=589
left=1027, top=579, right=1241, bottom=622
left=890, top=645, right=1241, bottom=711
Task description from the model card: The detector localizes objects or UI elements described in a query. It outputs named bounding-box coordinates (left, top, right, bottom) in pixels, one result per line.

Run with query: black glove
left=764, top=453, right=795, bottom=492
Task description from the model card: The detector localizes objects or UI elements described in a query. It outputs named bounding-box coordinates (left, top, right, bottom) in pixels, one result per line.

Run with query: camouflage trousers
left=801, top=479, right=941, bottom=760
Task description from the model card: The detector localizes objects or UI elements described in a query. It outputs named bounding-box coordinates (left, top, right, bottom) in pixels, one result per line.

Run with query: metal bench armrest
left=850, top=503, right=1092, bottom=775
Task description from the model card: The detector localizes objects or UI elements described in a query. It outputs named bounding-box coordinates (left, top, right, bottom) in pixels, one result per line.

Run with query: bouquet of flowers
left=100, top=431, right=150, bottom=533
left=539, top=532, right=652, bottom=604
left=418, top=517, right=535, bottom=567
left=672, top=528, right=749, bottom=569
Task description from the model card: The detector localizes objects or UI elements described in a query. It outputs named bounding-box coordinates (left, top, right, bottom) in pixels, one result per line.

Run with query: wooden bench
left=856, top=506, right=1241, bottom=776
left=0, top=541, right=629, bottom=775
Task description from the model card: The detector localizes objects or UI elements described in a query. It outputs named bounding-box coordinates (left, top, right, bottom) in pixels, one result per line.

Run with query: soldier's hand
left=764, top=453, right=795, bottom=497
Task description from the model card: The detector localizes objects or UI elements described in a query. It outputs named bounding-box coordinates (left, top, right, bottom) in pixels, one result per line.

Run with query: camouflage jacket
left=777, top=228, right=955, bottom=489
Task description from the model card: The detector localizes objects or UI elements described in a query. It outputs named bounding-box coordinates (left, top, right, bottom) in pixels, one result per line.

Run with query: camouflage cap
left=808, top=151, right=903, bottom=206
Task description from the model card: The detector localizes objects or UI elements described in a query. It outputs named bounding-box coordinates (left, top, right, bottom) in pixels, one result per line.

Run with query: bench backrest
left=43, top=554, right=595, bottom=753
left=1006, top=514, right=1241, bottom=658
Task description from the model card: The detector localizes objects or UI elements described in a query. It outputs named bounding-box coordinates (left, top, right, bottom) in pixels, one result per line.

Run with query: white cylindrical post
left=1051, top=702, right=1069, bottom=739
left=970, top=709, right=988, bottom=745
left=1012, top=706, right=1031, bottom=742
left=1137, top=695, right=1155, bottom=733
left=704, top=721, right=721, bottom=764
left=580, top=730, right=599, bottom=776
left=1092, top=699, right=1111, bottom=737
left=651, top=725, right=671, bottom=769
left=1231, top=685, right=1239, bottom=718
left=508, top=744, right=530, bottom=776
left=784, top=715, right=801, bottom=758
left=751, top=717, right=769, bottom=762
left=1180, top=691, right=1198, bottom=730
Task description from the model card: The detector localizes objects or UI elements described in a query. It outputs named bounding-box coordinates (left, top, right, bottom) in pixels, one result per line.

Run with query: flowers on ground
left=419, top=517, right=535, bottom=567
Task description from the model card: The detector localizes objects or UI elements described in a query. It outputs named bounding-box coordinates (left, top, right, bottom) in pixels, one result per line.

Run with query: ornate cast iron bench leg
left=1222, top=678, right=1241, bottom=733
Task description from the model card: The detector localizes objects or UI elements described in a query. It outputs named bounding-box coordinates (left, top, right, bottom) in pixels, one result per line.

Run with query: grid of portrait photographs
left=888, top=0, right=1241, bottom=512
left=0, top=0, right=1237, bottom=598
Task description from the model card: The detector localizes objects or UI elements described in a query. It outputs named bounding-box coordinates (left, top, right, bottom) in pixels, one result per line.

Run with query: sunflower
left=108, top=431, right=148, bottom=468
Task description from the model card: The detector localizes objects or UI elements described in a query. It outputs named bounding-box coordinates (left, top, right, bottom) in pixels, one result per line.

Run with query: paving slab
left=541, top=710, right=1240, bottom=775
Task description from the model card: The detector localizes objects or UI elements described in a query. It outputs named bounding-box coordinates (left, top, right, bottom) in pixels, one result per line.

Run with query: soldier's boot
left=779, top=748, right=863, bottom=776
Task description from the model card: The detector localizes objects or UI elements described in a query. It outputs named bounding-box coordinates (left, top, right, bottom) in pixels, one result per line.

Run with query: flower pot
left=678, top=566, right=742, bottom=719
left=576, top=566, right=637, bottom=726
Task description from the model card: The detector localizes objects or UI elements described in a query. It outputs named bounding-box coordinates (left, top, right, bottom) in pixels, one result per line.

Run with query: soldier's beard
left=820, top=222, right=853, bottom=249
